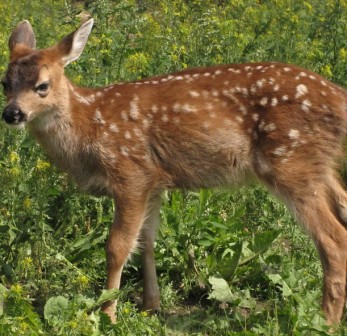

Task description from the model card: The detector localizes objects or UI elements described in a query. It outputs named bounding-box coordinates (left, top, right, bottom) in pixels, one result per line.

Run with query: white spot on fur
left=288, top=129, right=300, bottom=139
left=189, top=91, right=200, bottom=98
left=256, top=79, right=265, bottom=88
left=260, top=97, right=268, bottom=106
left=283, top=67, right=292, bottom=72
left=109, top=123, right=119, bottom=133
left=282, top=95, right=289, bottom=101
left=259, top=121, right=266, bottom=131
left=215, top=69, right=222, bottom=75
left=72, top=90, right=95, bottom=105
left=250, top=84, right=257, bottom=94
left=264, top=123, right=276, bottom=132
left=143, top=119, right=150, bottom=128
left=301, top=99, right=312, bottom=112
left=161, top=114, right=169, bottom=122
left=273, top=84, right=280, bottom=91
left=273, top=145, right=287, bottom=156
left=228, top=68, right=241, bottom=74
left=151, top=105, right=159, bottom=113
left=129, top=95, right=140, bottom=120
left=295, top=84, right=308, bottom=98
left=211, top=90, right=219, bottom=97
left=236, top=116, right=244, bottom=123
left=271, top=98, right=278, bottom=106
left=94, top=109, right=105, bottom=125
left=125, top=130, right=132, bottom=140
left=121, top=146, right=129, bottom=157
left=173, top=103, right=181, bottom=112
left=133, top=128, right=143, bottom=139
left=252, top=114, right=259, bottom=122
left=239, top=106, right=248, bottom=115
left=121, top=111, right=128, bottom=121
left=182, top=104, right=197, bottom=113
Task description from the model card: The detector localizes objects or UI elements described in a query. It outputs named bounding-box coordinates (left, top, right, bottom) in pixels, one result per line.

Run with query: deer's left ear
left=9, top=20, right=36, bottom=53
left=57, top=19, right=94, bottom=67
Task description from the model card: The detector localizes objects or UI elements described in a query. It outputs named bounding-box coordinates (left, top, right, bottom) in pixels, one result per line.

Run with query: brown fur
left=3, top=20, right=347, bottom=326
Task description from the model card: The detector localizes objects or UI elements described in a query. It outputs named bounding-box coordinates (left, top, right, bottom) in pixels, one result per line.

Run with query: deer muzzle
left=2, top=104, right=27, bottom=125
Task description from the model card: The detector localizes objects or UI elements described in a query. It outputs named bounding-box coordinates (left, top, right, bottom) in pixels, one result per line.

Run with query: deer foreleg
left=140, top=194, right=162, bottom=312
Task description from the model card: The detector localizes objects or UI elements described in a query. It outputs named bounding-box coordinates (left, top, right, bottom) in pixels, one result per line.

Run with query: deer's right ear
left=9, top=20, right=36, bottom=52
left=57, top=19, right=94, bottom=67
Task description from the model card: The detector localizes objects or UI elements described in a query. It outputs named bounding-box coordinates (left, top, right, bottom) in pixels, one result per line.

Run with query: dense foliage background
left=0, top=0, right=347, bottom=335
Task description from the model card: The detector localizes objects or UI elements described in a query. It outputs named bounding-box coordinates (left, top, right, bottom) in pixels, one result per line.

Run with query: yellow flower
left=10, top=167, right=20, bottom=177
left=36, top=158, right=51, bottom=171
left=321, top=64, right=333, bottom=79
left=141, top=311, right=148, bottom=317
left=124, top=52, right=150, bottom=75
left=339, top=48, right=347, bottom=61
left=74, top=74, right=83, bottom=84
left=23, top=197, right=32, bottom=209
left=21, top=257, right=33, bottom=268
left=123, top=307, right=130, bottom=314
left=75, top=275, right=89, bottom=288
left=10, top=284, right=23, bottom=295
left=9, top=152, right=20, bottom=163
left=68, top=320, right=78, bottom=329
left=19, top=321, right=29, bottom=334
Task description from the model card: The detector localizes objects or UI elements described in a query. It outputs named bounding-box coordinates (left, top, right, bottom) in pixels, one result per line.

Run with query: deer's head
left=2, top=19, right=94, bottom=127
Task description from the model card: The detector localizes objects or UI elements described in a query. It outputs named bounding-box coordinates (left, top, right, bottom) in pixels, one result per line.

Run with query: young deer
left=2, top=19, right=347, bottom=325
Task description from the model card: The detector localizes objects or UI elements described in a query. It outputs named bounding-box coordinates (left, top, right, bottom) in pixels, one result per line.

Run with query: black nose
left=2, top=105, right=26, bottom=125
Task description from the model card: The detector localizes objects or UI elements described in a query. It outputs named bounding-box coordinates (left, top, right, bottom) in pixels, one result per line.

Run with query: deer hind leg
left=278, top=181, right=347, bottom=325
left=327, top=177, right=347, bottom=307
left=303, top=200, right=347, bottom=325
left=139, top=194, right=162, bottom=312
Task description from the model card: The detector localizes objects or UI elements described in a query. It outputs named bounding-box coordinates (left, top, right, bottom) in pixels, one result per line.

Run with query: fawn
left=2, top=19, right=347, bottom=325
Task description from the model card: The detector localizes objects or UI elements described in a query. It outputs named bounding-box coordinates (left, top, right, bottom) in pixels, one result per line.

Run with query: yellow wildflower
left=23, top=197, right=32, bottom=209
left=36, top=158, right=51, bottom=171
left=9, top=152, right=20, bottom=163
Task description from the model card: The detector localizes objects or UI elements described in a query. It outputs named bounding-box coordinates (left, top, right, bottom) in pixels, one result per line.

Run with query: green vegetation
left=0, top=0, right=347, bottom=334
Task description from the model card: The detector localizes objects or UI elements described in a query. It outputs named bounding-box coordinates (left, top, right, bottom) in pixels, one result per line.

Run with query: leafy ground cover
left=0, top=0, right=347, bottom=335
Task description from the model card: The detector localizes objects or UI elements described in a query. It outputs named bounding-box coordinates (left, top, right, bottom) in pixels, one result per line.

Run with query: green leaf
left=94, top=289, right=120, bottom=307
left=268, top=273, right=293, bottom=297
left=44, top=296, right=69, bottom=326
left=208, top=276, right=235, bottom=303
left=239, top=230, right=281, bottom=265
left=0, top=284, right=8, bottom=316
left=221, top=241, right=243, bottom=281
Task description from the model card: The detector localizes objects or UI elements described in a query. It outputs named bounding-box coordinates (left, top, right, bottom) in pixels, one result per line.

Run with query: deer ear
left=9, top=20, right=36, bottom=52
left=57, top=19, right=94, bottom=67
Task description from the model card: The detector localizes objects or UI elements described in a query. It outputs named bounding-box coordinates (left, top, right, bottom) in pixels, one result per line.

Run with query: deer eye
left=35, top=81, right=50, bottom=96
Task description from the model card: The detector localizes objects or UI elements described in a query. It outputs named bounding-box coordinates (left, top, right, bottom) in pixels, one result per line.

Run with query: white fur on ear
left=62, top=19, right=94, bottom=67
